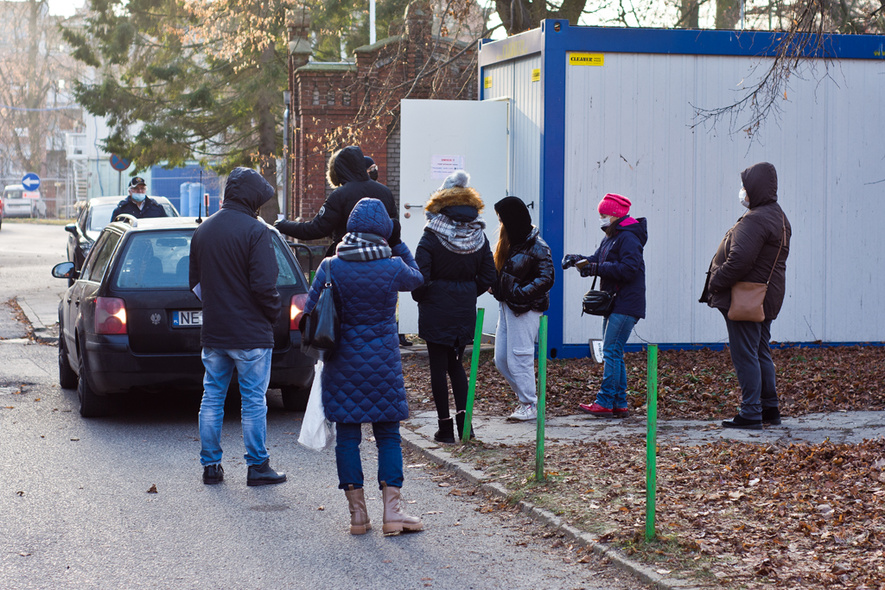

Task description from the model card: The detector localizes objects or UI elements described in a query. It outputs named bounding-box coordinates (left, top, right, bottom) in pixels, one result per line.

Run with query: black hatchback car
left=51, top=216, right=315, bottom=417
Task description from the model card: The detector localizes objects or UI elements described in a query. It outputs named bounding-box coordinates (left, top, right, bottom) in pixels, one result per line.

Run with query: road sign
left=21, top=173, right=40, bottom=191
left=109, top=154, right=132, bottom=172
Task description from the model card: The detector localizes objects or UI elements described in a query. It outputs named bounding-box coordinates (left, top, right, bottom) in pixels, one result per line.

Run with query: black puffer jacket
left=411, top=187, right=496, bottom=347
left=189, top=167, right=281, bottom=349
left=700, top=162, right=792, bottom=320
left=276, top=146, right=396, bottom=256
left=492, top=227, right=555, bottom=315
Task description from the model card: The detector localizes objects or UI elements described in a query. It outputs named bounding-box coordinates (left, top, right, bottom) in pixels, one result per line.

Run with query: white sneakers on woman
left=507, top=403, right=537, bottom=421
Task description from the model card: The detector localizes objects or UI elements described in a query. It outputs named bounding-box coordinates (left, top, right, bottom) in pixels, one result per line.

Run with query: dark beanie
left=364, top=156, right=375, bottom=168
left=494, top=196, right=533, bottom=244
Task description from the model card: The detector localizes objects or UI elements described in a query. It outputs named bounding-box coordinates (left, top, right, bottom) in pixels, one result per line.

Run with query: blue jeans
left=596, top=313, right=638, bottom=409
left=199, top=347, right=272, bottom=466
left=335, top=421, right=404, bottom=490
left=722, top=311, right=778, bottom=420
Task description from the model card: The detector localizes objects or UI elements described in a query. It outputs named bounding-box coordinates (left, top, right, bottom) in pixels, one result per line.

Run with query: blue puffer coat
left=303, top=199, right=424, bottom=424
left=587, top=216, right=648, bottom=319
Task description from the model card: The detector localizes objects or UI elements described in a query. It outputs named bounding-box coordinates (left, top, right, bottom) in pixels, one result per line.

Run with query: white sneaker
left=507, top=404, right=537, bottom=421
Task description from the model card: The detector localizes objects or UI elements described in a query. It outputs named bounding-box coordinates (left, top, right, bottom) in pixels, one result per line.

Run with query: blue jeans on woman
left=335, top=421, right=404, bottom=490
left=199, top=347, right=272, bottom=466
left=596, top=313, right=639, bottom=409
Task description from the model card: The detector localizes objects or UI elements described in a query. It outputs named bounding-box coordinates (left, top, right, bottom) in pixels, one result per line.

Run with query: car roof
left=86, top=195, right=175, bottom=206
left=110, top=216, right=203, bottom=232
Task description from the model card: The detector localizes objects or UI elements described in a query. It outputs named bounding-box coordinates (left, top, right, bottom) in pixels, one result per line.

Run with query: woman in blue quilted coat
left=302, top=197, right=424, bottom=536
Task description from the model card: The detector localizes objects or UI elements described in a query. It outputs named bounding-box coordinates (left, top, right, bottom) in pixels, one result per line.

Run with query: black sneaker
left=722, top=414, right=763, bottom=431
left=203, top=464, right=224, bottom=485
left=399, top=334, right=413, bottom=347
left=761, top=407, right=782, bottom=425
left=247, top=459, right=287, bottom=486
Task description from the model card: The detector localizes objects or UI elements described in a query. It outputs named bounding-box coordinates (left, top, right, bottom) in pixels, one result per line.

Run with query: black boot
left=721, top=414, right=763, bottom=431
left=761, top=407, right=782, bottom=425
left=399, top=334, right=413, bottom=347
left=434, top=417, right=455, bottom=444
left=455, top=411, right=475, bottom=441
left=247, top=459, right=287, bottom=486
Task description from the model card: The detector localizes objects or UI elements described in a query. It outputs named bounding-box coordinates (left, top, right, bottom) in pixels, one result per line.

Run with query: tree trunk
left=27, top=0, right=42, bottom=176
left=680, top=0, right=700, bottom=29
left=715, top=0, right=741, bottom=29
left=256, top=43, right=280, bottom=223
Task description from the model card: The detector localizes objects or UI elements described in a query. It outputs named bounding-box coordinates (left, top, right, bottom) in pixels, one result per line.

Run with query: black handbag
left=582, top=275, right=616, bottom=317
left=301, top=259, right=339, bottom=361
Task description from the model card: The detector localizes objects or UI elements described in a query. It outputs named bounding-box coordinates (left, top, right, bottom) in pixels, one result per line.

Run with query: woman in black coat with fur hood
left=412, top=171, right=496, bottom=443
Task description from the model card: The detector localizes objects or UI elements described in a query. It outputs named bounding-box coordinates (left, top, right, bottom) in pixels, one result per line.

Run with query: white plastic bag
left=297, top=361, right=336, bottom=451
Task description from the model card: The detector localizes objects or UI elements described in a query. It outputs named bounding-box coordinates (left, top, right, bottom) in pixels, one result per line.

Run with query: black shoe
left=455, top=411, right=476, bottom=441
left=434, top=417, right=456, bottom=444
left=722, top=414, right=763, bottom=431
left=761, top=407, right=782, bottom=425
left=399, top=334, right=413, bottom=347
left=247, top=459, right=287, bottom=486
left=203, top=464, right=224, bottom=485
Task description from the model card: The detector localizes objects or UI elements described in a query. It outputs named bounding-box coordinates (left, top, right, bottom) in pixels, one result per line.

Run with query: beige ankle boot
left=344, top=485, right=371, bottom=535
left=381, top=483, right=423, bottom=534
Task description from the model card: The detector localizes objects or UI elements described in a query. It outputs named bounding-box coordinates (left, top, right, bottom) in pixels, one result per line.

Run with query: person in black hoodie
left=491, top=196, right=555, bottom=422
left=189, top=167, right=286, bottom=487
left=700, top=162, right=791, bottom=430
left=563, top=193, right=647, bottom=419
left=274, top=145, right=397, bottom=256
left=412, top=171, right=496, bottom=443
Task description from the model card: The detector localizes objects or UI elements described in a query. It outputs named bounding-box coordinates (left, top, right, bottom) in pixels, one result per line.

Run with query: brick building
left=284, top=1, right=480, bottom=224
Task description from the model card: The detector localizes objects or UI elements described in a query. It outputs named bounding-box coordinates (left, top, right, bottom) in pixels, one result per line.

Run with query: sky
left=47, top=0, right=84, bottom=18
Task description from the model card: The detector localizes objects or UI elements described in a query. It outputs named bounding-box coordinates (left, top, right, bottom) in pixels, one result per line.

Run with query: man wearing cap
left=111, top=177, right=168, bottom=222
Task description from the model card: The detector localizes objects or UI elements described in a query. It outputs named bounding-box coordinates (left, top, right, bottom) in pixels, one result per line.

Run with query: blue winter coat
left=303, top=199, right=424, bottom=424
left=587, top=217, right=648, bottom=320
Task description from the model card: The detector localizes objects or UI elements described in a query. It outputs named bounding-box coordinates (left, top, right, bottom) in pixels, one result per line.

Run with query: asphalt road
left=0, top=222, right=649, bottom=590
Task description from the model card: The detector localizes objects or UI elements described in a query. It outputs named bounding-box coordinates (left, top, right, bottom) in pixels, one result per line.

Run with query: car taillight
left=290, top=293, right=308, bottom=331
left=95, top=297, right=127, bottom=335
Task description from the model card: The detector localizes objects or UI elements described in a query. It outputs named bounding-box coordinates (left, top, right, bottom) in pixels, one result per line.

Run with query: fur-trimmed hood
left=425, top=187, right=484, bottom=215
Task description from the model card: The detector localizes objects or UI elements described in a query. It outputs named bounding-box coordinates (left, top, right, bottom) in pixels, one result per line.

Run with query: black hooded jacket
left=492, top=227, right=555, bottom=315
left=700, top=162, right=792, bottom=320
left=189, top=167, right=281, bottom=349
left=276, top=146, right=396, bottom=256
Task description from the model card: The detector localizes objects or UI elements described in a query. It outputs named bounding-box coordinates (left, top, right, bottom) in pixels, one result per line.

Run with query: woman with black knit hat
left=490, top=196, right=555, bottom=422
left=412, top=170, right=496, bottom=442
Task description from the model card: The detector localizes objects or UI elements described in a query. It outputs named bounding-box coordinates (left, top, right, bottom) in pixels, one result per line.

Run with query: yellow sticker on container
left=484, top=76, right=493, bottom=89
left=531, top=68, right=541, bottom=82
left=568, top=52, right=604, bottom=66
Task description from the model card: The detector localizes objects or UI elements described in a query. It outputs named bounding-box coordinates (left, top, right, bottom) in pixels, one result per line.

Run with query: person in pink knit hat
left=562, top=193, right=647, bottom=418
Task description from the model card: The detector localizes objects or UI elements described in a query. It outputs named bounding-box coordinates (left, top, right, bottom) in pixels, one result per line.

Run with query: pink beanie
left=598, top=193, right=631, bottom=218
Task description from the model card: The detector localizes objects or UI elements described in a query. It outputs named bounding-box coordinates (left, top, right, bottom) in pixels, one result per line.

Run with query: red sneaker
left=579, top=402, right=613, bottom=417
left=612, top=407, right=630, bottom=418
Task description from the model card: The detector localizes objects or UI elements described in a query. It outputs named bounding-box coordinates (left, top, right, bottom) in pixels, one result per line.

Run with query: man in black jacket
left=189, top=167, right=287, bottom=486
left=111, top=176, right=168, bottom=221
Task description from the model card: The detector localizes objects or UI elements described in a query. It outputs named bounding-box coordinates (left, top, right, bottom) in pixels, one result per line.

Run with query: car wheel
left=281, top=383, right=310, bottom=412
left=58, top=337, right=78, bottom=389
left=77, top=347, right=111, bottom=417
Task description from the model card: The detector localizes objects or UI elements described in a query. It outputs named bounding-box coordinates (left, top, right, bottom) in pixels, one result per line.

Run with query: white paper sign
left=430, top=155, right=465, bottom=179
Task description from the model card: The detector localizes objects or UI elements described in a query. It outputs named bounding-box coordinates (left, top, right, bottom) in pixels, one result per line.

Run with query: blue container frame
left=478, top=21, right=885, bottom=359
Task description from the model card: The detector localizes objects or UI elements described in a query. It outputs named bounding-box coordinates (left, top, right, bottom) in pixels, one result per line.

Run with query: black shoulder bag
left=581, top=245, right=616, bottom=317
left=301, top=258, right=340, bottom=361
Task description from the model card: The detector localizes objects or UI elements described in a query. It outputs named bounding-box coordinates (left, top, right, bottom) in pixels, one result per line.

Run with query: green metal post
left=463, top=308, right=485, bottom=444
left=645, top=344, right=658, bottom=541
left=535, top=315, right=548, bottom=481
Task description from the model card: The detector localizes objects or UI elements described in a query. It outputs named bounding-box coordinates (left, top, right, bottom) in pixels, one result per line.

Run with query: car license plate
left=172, top=310, right=202, bottom=327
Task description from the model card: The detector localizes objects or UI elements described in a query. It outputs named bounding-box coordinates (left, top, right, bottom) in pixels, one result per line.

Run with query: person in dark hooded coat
left=302, top=197, right=424, bottom=536
left=411, top=170, right=496, bottom=443
left=563, top=193, right=647, bottom=419
left=700, top=162, right=791, bottom=430
left=274, top=145, right=396, bottom=257
left=189, top=167, right=286, bottom=487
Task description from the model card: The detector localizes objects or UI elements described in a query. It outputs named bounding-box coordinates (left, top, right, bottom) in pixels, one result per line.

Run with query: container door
left=398, top=98, right=509, bottom=338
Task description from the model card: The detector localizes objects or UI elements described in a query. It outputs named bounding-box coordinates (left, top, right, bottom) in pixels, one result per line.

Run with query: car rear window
left=89, top=204, right=117, bottom=231
left=114, top=230, right=305, bottom=290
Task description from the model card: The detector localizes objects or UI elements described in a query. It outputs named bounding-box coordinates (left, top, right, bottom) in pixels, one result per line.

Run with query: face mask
left=131, top=192, right=146, bottom=203
left=599, top=216, right=613, bottom=229
left=368, top=167, right=378, bottom=181
left=739, top=187, right=749, bottom=208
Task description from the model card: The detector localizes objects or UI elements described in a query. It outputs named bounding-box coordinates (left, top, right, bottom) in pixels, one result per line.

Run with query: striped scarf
left=425, top=212, right=487, bottom=254
left=336, top=232, right=392, bottom=261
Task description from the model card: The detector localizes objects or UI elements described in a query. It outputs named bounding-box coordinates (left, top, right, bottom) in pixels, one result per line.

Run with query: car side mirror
left=64, top=223, right=78, bottom=235
left=52, top=262, right=77, bottom=280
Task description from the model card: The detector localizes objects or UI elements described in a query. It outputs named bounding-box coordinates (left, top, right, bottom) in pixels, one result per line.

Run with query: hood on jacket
left=327, top=146, right=370, bottom=187
left=615, top=216, right=649, bottom=246
left=346, top=198, right=393, bottom=238
left=222, top=167, right=275, bottom=212
left=740, top=162, right=778, bottom=208
left=425, top=186, right=484, bottom=219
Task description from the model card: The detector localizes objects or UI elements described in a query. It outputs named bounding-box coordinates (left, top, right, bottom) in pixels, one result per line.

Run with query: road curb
left=400, top=427, right=701, bottom=590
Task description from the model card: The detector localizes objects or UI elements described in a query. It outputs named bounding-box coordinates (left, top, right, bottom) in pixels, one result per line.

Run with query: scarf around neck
left=336, top=232, right=392, bottom=261
left=425, top=212, right=487, bottom=254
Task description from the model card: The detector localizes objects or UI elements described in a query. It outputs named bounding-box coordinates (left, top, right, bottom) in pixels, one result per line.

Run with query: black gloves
left=579, top=262, right=599, bottom=277
left=561, top=254, right=583, bottom=270
left=388, top=218, right=402, bottom=247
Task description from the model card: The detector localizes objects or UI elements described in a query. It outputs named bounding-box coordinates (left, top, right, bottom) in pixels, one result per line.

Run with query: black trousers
left=721, top=310, right=778, bottom=420
left=426, top=342, right=468, bottom=419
